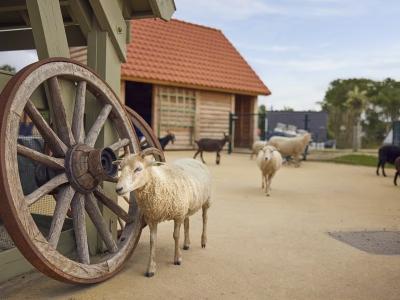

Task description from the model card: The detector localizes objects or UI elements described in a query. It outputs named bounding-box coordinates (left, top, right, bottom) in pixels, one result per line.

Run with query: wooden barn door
left=234, top=95, right=254, bottom=148
left=155, top=86, right=196, bottom=149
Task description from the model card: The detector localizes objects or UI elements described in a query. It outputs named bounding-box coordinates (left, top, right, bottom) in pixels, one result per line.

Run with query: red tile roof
left=122, top=19, right=271, bottom=96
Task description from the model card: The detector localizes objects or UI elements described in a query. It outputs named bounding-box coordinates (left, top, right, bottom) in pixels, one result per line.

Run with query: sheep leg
left=294, top=155, right=301, bottom=167
left=183, top=217, right=190, bottom=250
left=395, top=171, right=399, bottom=186
left=382, top=162, right=387, bottom=177
left=193, top=150, right=200, bottom=159
left=200, top=151, right=206, bottom=164
left=261, top=173, right=265, bottom=189
left=201, top=204, right=209, bottom=248
left=173, top=220, right=182, bottom=265
left=264, top=175, right=270, bottom=196
left=267, top=172, right=276, bottom=196
left=146, top=223, right=158, bottom=277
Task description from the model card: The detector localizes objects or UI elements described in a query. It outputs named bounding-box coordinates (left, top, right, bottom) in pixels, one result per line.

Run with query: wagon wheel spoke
left=71, top=193, right=90, bottom=264
left=17, top=144, right=65, bottom=170
left=24, top=100, right=68, bottom=156
left=85, top=193, right=118, bottom=253
left=94, top=187, right=132, bottom=223
left=47, top=77, right=76, bottom=147
left=84, top=104, right=113, bottom=147
left=125, top=106, right=164, bottom=161
left=25, top=173, right=69, bottom=206
left=72, top=81, right=87, bottom=143
left=107, top=138, right=130, bottom=153
left=48, top=185, right=75, bottom=248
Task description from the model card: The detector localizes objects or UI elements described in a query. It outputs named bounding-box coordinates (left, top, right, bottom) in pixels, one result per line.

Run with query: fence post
left=228, top=113, right=233, bottom=154
left=304, top=113, right=309, bottom=131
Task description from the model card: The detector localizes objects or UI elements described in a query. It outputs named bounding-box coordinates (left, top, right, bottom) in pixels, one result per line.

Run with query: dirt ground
left=1, top=151, right=400, bottom=300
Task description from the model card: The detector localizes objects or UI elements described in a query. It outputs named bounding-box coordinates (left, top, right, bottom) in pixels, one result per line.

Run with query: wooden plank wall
left=69, top=47, right=88, bottom=65
left=198, top=90, right=232, bottom=141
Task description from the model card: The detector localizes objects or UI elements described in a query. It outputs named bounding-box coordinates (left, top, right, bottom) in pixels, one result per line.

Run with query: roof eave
left=121, top=75, right=271, bottom=96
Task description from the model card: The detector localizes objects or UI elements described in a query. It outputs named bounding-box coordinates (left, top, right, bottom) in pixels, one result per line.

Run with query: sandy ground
left=1, top=151, right=400, bottom=300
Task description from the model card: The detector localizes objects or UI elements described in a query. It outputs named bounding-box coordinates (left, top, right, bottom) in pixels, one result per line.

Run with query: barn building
left=71, top=19, right=270, bottom=149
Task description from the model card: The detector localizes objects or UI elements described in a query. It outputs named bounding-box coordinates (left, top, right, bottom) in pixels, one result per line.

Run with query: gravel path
left=2, top=151, right=400, bottom=300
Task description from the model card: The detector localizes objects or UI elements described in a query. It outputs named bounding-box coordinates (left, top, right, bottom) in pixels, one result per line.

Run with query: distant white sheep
left=116, top=152, right=211, bottom=277
left=250, top=140, right=267, bottom=159
left=267, top=133, right=311, bottom=167
left=256, top=145, right=282, bottom=196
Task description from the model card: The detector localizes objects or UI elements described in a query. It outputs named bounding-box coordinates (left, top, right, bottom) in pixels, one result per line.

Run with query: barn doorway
left=125, top=81, right=153, bottom=133
left=233, top=95, right=255, bottom=148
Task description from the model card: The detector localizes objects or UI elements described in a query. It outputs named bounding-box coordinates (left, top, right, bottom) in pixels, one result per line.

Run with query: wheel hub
left=65, top=144, right=118, bottom=193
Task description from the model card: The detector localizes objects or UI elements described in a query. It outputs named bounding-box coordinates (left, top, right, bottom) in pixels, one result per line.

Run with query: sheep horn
left=141, top=147, right=164, bottom=158
left=112, top=159, right=123, bottom=165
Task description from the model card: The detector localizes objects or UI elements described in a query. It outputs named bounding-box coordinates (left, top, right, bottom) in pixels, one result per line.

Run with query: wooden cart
left=0, top=0, right=174, bottom=284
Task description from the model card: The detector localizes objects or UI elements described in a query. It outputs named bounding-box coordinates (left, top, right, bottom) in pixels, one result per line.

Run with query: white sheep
left=256, top=145, right=282, bottom=196
left=250, top=140, right=267, bottom=159
left=267, top=133, right=311, bottom=167
left=116, top=152, right=211, bottom=277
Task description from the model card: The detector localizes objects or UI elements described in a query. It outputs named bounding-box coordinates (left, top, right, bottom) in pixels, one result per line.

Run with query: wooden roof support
left=0, top=25, right=86, bottom=51
left=67, top=0, right=93, bottom=37
left=88, top=0, right=127, bottom=62
left=26, top=0, right=70, bottom=59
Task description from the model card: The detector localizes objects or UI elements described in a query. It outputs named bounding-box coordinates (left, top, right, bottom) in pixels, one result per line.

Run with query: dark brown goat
left=193, top=133, right=230, bottom=165
left=394, top=157, right=400, bottom=185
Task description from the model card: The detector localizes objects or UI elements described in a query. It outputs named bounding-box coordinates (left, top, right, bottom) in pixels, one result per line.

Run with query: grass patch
left=331, top=154, right=393, bottom=168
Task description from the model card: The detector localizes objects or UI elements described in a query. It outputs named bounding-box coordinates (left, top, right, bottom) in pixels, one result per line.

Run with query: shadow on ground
left=328, top=231, right=400, bottom=255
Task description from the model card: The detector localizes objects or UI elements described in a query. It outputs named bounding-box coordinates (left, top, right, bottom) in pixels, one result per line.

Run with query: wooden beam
left=26, top=0, right=70, bottom=59
left=86, top=20, right=122, bottom=252
left=121, top=76, right=269, bottom=96
left=88, top=0, right=127, bottom=62
left=0, top=25, right=86, bottom=51
left=67, top=0, right=93, bottom=37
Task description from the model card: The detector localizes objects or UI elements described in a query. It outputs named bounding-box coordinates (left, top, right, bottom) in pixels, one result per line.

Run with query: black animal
left=193, top=133, right=230, bottom=165
left=158, top=131, right=175, bottom=150
left=394, top=157, right=400, bottom=185
left=376, top=144, right=400, bottom=177
left=140, top=131, right=175, bottom=151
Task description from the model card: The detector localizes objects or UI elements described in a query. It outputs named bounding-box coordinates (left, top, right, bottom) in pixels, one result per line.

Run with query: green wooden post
left=86, top=17, right=124, bottom=252
left=25, top=0, right=103, bottom=254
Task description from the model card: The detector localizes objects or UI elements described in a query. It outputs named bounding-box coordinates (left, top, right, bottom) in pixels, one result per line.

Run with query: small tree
left=0, top=64, right=16, bottom=73
left=347, top=85, right=368, bottom=151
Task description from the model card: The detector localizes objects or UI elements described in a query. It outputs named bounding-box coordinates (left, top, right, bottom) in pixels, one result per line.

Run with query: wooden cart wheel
left=0, top=58, right=161, bottom=284
left=124, top=106, right=165, bottom=162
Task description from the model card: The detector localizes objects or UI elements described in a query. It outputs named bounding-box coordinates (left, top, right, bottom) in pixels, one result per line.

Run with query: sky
left=173, top=0, right=400, bottom=110
left=1, top=0, right=400, bottom=111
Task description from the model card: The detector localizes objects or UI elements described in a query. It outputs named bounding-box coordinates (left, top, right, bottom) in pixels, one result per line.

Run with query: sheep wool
left=116, top=155, right=211, bottom=277
left=268, top=133, right=311, bottom=166
left=256, top=145, right=283, bottom=196
left=134, top=159, right=211, bottom=224
left=251, top=140, right=267, bottom=159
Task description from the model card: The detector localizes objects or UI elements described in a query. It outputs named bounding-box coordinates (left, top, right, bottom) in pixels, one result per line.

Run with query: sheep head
left=115, top=154, right=152, bottom=196
left=259, top=145, right=278, bottom=161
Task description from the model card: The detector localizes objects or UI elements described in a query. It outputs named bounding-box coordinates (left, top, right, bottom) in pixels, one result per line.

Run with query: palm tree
left=346, top=85, right=368, bottom=151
